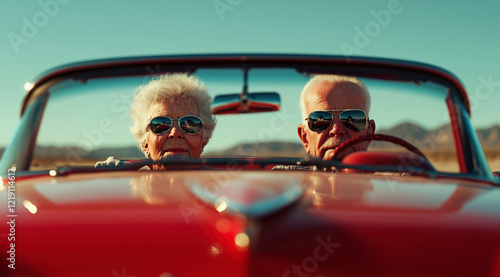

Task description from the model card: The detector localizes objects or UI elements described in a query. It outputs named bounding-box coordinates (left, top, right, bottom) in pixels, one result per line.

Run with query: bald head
left=297, top=75, right=376, bottom=160
left=300, top=75, right=371, bottom=121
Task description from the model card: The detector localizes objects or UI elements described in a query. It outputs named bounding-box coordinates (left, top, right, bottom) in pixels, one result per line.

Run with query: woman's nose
left=168, top=123, right=184, bottom=139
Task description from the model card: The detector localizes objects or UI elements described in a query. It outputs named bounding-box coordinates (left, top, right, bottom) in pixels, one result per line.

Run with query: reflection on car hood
left=2, top=170, right=500, bottom=276
left=11, top=170, right=500, bottom=214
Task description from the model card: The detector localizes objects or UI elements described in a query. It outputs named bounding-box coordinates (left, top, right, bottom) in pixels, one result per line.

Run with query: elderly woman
left=96, top=73, right=216, bottom=170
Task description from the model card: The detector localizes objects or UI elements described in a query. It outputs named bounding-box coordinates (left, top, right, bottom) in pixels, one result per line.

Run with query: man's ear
left=368, top=119, right=376, bottom=135
left=297, top=124, right=310, bottom=153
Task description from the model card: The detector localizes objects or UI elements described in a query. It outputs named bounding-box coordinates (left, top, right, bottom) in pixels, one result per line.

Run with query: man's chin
left=323, top=148, right=350, bottom=160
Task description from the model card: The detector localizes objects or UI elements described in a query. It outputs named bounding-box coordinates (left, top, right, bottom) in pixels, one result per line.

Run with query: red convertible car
left=1, top=54, right=500, bottom=276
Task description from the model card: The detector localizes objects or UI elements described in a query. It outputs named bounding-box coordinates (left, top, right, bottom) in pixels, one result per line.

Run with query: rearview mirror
left=211, top=92, right=280, bottom=115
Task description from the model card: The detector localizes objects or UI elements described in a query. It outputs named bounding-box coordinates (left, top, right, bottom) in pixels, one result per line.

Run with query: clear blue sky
left=1, top=0, right=499, bottom=147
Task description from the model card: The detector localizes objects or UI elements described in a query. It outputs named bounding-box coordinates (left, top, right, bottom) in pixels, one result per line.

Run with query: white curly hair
left=129, top=73, right=216, bottom=157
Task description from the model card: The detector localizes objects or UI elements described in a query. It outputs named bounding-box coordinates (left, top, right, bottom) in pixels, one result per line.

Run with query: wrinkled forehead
left=148, top=98, right=199, bottom=120
left=304, top=81, right=368, bottom=113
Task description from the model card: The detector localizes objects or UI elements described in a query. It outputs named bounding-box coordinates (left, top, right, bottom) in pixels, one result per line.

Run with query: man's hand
left=94, top=156, right=132, bottom=168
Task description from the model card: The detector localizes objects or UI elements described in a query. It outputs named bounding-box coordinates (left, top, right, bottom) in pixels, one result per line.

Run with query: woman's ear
left=142, top=142, right=150, bottom=158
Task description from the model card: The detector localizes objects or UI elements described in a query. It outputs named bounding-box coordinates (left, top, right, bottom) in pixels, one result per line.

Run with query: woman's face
left=144, top=99, right=205, bottom=164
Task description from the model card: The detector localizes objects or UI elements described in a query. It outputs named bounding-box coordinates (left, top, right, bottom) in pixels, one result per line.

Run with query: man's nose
left=329, top=121, right=345, bottom=137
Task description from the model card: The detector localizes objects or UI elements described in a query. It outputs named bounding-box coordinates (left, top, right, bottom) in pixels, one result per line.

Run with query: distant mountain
left=373, top=122, right=500, bottom=151
left=32, top=145, right=144, bottom=160
left=380, top=122, right=428, bottom=141
left=371, top=122, right=453, bottom=151
left=204, top=141, right=306, bottom=157
left=477, top=125, right=500, bottom=147
left=0, top=123, right=499, bottom=159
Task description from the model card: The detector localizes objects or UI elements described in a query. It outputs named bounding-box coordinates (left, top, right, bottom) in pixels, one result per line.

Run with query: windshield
left=32, top=68, right=458, bottom=172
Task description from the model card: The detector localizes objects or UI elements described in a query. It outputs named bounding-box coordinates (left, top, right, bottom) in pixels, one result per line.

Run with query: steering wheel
left=333, top=134, right=429, bottom=161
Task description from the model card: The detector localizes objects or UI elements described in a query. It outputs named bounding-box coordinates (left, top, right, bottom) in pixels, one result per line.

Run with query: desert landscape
left=2, top=123, right=499, bottom=172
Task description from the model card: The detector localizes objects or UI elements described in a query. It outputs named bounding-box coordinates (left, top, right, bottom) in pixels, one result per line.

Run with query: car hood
left=2, top=170, right=500, bottom=276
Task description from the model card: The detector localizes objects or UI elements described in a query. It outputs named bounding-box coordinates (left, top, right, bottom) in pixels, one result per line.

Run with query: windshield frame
left=2, top=54, right=492, bottom=183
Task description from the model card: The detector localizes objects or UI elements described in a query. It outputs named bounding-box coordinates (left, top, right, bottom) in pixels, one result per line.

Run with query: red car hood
left=1, top=170, right=500, bottom=276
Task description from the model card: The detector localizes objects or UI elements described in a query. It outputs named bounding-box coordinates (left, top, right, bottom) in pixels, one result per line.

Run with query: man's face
left=298, top=81, right=375, bottom=160
left=144, top=99, right=205, bottom=169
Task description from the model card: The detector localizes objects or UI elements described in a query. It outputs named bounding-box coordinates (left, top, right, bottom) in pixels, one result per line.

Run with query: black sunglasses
left=305, top=109, right=367, bottom=132
left=148, top=115, right=204, bottom=135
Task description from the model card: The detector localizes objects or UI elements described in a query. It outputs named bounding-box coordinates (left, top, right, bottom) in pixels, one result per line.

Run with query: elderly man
left=297, top=75, right=376, bottom=160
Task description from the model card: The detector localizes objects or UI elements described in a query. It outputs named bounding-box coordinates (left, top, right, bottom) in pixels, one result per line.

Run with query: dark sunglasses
left=306, top=109, right=367, bottom=132
left=148, top=115, right=204, bottom=135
